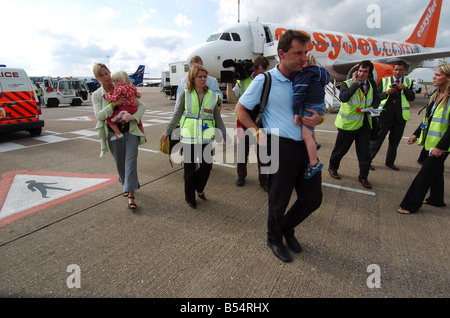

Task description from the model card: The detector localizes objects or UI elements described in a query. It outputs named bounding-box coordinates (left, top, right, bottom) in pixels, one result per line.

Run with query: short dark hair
left=359, top=60, right=374, bottom=76
left=394, top=60, right=408, bottom=70
left=277, top=30, right=310, bottom=54
left=253, top=55, right=270, bottom=71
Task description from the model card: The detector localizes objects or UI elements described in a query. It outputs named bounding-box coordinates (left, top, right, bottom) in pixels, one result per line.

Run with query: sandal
left=128, top=196, right=137, bottom=209
left=304, top=162, right=323, bottom=179
left=123, top=192, right=129, bottom=197
left=397, top=208, right=410, bottom=215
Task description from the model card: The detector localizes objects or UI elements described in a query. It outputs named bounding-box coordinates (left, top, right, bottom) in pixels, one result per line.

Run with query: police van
left=0, top=65, right=44, bottom=136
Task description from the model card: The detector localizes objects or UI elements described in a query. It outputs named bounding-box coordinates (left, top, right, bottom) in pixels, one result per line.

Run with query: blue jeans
left=108, top=131, right=140, bottom=193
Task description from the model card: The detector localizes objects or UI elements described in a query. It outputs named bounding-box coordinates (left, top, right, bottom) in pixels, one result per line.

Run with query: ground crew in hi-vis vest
left=369, top=60, right=415, bottom=171
left=398, top=63, right=450, bottom=215
left=329, top=60, right=379, bottom=189
left=163, top=64, right=227, bottom=209
left=418, top=98, right=450, bottom=151
left=180, top=89, right=218, bottom=144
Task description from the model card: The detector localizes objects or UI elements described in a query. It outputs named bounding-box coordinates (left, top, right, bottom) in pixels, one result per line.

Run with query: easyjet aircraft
left=188, top=0, right=449, bottom=83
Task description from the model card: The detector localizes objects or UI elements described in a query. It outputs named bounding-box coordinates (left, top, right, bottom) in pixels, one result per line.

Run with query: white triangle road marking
left=0, top=170, right=118, bottom=226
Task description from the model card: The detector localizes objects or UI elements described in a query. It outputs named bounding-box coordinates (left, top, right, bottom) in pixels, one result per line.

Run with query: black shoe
left=284, top=234, right=302, bottom=253
left=369, top=165, right=375, bottom=170
left=386, top=163, right=399, bottom=171
left=236, top=178, right=245, bottom=186
left=198, top=193, right=206, bottom=200
left=186, top=200, right=197, bottom=209
left=328, top=168, right=341, bottom=179
left=267, top=239, right=292, bottom=263
left=358, top=178, right=372, bottom=189
left=260, top=183, right=268, bottom=192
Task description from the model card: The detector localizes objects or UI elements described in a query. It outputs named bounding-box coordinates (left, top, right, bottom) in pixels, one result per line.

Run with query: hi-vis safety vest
left=235, top=76, right=252, bottom=122
left=335, top=79, right=373, bottom=131
left=379, top=77, right=413, bottom=121
left=237, top=77, right=252, bottom=96
left=180, top=89, right=218, bottom=144
left=418, top=96, right=450, bottom=152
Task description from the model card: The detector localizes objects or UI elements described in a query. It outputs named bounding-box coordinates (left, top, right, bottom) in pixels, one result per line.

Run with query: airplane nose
left=188, top=45, right=219, bottom=72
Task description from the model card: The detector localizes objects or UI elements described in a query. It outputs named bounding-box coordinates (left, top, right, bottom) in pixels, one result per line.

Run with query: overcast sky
left=1, top=0, right=449, bottom=79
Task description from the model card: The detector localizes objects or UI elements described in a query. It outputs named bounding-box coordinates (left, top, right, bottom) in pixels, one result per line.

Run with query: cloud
left=90, top=6, right=122, bottom=22
left=174, top=13, right=193, bottom=28
left=136, top=8, right=157, bottom=25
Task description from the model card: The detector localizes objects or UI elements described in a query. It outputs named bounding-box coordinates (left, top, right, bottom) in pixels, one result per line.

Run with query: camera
left=221, top=59, right=254, bottom=82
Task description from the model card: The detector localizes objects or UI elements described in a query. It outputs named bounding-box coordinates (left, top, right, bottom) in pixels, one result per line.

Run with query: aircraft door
left=249, top=22, right=266, bottom=54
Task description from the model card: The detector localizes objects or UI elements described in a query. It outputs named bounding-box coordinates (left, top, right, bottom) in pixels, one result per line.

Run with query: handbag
left=159, top=134, right=170, bottom=154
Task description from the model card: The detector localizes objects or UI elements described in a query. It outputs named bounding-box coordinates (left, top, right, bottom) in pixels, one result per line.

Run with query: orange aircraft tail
left=405, top=0, right=442, bottom=47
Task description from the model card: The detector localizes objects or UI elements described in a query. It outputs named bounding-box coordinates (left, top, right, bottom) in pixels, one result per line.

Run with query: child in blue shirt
left=291, top=53, right=330, bottom=179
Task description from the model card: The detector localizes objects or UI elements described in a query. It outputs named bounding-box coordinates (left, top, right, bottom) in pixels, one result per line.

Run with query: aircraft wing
left=331, top=48, right=450, bottom=79
left=371, top=48, right=450, bottom=67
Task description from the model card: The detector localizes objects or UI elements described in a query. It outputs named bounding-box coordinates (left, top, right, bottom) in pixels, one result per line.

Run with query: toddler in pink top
left=105, top=71, right=145, bottom=140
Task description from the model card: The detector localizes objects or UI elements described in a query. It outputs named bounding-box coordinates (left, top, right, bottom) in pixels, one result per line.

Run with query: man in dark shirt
left=369, top=60, right=415, bottom=170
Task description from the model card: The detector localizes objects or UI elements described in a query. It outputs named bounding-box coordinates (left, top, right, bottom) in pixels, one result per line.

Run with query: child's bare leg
left=110, top=124, right=121, bottom=136
left=302, top=125, right=317, bottom=165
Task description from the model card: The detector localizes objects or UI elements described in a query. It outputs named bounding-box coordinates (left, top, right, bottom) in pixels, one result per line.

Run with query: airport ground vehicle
left=162, top=61, right=189, bottom=100
left=0, top=66, right=44, bottom=136
left=37, top=77, right=90, bottom=107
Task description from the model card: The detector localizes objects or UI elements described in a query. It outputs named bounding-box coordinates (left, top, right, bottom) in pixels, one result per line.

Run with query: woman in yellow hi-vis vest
left=162, top=65, right=227, bottom=209
left=398, top=64, right=450, bottom=214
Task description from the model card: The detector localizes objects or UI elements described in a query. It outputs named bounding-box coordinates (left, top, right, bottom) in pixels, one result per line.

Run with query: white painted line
left=0, top=142, right=26, bottom=153
left=71, top=130, right=98, bottom=137
left=213, top=162, right=236, bottom=168
left=322, top=182, right=376, bottom=196
left=34, top=135, right=69, bottom=143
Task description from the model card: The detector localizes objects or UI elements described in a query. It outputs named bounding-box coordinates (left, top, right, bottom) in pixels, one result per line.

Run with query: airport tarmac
left=0, top=87, right=448, bottom=300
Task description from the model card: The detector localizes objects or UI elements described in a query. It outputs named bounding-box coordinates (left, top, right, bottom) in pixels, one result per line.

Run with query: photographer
left=225, top=58, right=258, bottom=103
left=225, top=55, right=270, bottom=190
left=369, top=60, right=415, bottom=171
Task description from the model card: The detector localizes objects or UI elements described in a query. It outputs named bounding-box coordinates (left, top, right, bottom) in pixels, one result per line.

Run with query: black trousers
left=183, top=143, right=213, bottom=204
left=329, top=120, right=372, bottom=180
left=400, top=151, right=448, bottom=213
left=237, top=135, right=268, bottom=186
left=369, top=118, right=406, bottom=165
left=267, top=137, right=322, bottom=245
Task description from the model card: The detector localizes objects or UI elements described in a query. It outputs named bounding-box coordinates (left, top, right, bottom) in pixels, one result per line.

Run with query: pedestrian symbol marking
left=26, top=180, right=72, bottom=198
left=0, top=170, right=118, bottom=227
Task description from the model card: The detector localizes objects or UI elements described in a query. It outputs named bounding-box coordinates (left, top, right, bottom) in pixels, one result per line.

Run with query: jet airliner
left=188, top=0, right=449, bottom=83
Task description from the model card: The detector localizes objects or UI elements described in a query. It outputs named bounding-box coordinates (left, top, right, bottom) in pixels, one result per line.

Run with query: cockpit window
left=220, top=33, right=232, bottom=41
left=206, top=33, right=221, bottom=42
left=207, top=32, right=241, bottom=42
left=231, top=33, right=241, bottom=41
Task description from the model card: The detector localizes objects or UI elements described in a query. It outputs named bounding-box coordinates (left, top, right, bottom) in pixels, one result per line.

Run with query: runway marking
left=0, top=170, right=118, bottom=227
left=322, top=182, right=376, bottom=196
left=54, top=115, right=96, bottom=121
